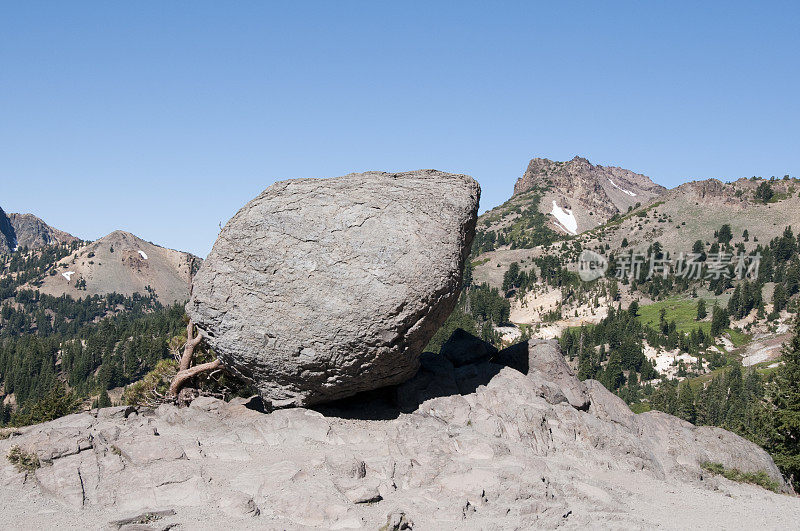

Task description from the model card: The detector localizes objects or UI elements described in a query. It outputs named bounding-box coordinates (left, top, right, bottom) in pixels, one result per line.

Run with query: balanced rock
left=188, top=170, right=480, bottom=406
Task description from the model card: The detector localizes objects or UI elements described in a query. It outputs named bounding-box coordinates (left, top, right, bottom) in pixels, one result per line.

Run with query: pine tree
left=770, top=314, right=800, bottom=489
left=710, top=304, right=729, bottom=337
left=718, top=224, right=733, bottom=245
left=677, top=380, right=697, bottom=424
left=756, top=181, right=774, bottom=203
left=696, top=299, right=707, bottom=320
left=98, top=389, right=112, bottom=408
left=462, top=261, right=473, bottom=289
left=502, top=262, right=520, bottom=292
left=787, top=262, right=800, bottom=295
left=603, top=350, right=625, bottom=391
left=772, top=283, right=788, bottom=314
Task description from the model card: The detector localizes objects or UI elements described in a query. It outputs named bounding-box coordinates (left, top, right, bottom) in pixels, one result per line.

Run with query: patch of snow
left=607, top=177, right=637, bottom=197
left=138, top=250, right=148, bottom=260
left=62, top=271, right=75, bottom=281
left=550, top=200, right=578, bottom=235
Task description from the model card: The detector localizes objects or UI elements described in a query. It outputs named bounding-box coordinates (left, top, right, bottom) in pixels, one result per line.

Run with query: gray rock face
left=1, top=339, right=794, bottom=529
left=187, top=170, right=480, bottom=407
left=492, top=338, right=590, bottom=410
left=0, top=207, right=78, bottom=253
left=7, top=212, right=79, bottom=249
left=0, top=207, right=15, bottom=253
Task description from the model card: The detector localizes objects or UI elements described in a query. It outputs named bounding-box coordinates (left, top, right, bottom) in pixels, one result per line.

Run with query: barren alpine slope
left=1, top=340, right=796, bottom=530
left=30, top=230, right=199, bottom=304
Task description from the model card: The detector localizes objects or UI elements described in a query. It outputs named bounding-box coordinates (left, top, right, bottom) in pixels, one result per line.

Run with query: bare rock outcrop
left=187, top=170, right=481, bottom=407
left=1, top=338, right=794, bottom=529
left=7, top=212, right=79, bottom=249
left=0, top=207, right=14, bottom=253
left=511, top=156, right=666, bottom=234
left=0, top=206, right=78, bottom=253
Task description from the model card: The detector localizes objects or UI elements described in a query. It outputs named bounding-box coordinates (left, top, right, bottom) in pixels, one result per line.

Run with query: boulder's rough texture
left=1, top=339, right=796, bottom=530
left=187, top=170, right=480, bottom=406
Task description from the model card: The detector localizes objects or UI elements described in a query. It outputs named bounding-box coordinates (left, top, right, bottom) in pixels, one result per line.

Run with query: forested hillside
left=0, top=244, right=184, bottom=425
left=463, top=173, right=800, bottom=489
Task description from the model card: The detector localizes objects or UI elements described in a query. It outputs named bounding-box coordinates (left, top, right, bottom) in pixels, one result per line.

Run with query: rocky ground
left=1, top=339, right=797, bottom=530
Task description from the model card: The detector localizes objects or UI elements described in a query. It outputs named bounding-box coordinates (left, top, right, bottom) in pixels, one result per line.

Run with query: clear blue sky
left=2, top=1, right=798, bottom=257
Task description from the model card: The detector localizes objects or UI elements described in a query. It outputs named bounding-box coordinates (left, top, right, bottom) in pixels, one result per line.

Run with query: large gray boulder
left=187, top=170, right=480, bottom=407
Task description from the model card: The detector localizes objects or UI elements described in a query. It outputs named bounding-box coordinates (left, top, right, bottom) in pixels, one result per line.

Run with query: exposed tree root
left=169, top=319, right=221, bottom=397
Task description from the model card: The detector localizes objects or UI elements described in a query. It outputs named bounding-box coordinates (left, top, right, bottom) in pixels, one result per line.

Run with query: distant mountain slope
left=512, top=156, right=666, bottom=235
left=7, top=212, right=79, bottom=249
left=31, top=230, right=199, bottom=304
left=470, top=155, right=666, bottom=260
left=0, top=206, right=79, bottom=253
left=471, top=167, right=800, bottom=292
left=581, top=176, right=800, bottom=256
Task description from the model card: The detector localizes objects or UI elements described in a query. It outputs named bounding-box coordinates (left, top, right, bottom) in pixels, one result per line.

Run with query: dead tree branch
left=169, top=319, right=221, bottom=397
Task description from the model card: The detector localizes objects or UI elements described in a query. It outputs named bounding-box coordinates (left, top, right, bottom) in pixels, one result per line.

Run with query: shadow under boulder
left=316, top=330, right=591, bottom=418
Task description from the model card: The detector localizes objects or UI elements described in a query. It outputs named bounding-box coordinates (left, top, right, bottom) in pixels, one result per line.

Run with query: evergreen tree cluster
left=626, top=225, right=799, bottom=309
left=560, top=304, right=659, bottom=395
left=501, top=261, right=539, bottom=295
left=0, top=302, right=184, bottom=425
left=0, top=242, right=80, bottom=299
left=727, top=280, right=763, bottom=320
left=0, top=244, right=185, bottom=426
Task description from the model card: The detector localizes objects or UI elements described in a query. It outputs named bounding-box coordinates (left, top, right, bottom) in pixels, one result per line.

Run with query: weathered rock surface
left=7, top=212, right=79, bottom=250
left=2, top=338, right=796, bottom=529
left=187, top=170, right=481, bottom=406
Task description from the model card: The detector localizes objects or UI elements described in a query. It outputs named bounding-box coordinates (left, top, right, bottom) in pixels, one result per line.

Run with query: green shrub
left=6, top=445, right=40, bottom=473
left=701, top=462, right=781, bottom=493
left=122, top=359, right=178, bottom=406
left=11, top=385, right=81, bottom=427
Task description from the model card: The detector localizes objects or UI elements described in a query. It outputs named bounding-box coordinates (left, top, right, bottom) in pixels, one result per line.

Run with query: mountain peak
left=30, top=229, right=199, bottom=304
left=510, top=156, right=666, bottom=234
left=0, top=207, right=78, bottom=253
left=7, top=212, right=79, bottom=250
